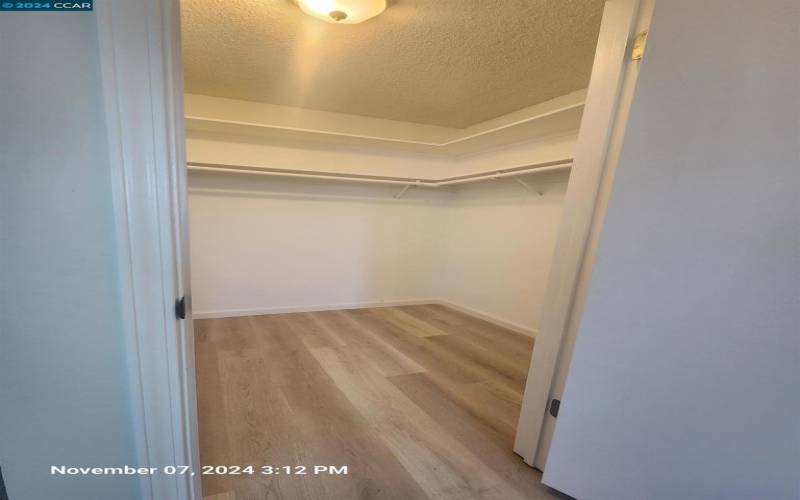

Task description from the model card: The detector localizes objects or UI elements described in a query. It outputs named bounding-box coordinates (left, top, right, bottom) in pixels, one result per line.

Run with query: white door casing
left=96, top=1, right=201, bottom=499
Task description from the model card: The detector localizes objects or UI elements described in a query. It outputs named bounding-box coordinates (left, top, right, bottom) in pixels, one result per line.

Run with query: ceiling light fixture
left=295, top=0, right=386, bottom=25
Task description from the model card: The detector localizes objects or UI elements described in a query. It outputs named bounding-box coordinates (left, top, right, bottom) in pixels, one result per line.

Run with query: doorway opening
left=181, top=1, right=604, bottom=498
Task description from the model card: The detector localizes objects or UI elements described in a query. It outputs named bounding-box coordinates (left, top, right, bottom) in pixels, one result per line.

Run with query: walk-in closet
left=181, top=0, right=606, bottom=498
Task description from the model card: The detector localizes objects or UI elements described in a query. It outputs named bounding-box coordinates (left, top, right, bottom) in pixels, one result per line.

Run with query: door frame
left=96, top=1, right=200, bottom=499
left=514, top=0, right=654, bottom=468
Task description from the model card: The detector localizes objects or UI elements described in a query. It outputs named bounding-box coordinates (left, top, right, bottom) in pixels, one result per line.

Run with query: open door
left=514, top=0, right=654, bottom=470
left=540, top=1, right=799, bottom=498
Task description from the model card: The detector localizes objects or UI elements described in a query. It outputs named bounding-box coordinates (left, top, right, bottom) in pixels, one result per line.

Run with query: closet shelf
left=187, top=158, right=573, bottom=189
left=185, top=104, right=583, bottom=157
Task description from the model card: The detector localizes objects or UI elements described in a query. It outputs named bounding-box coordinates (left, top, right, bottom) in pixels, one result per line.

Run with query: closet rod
left=188, top=164, right=414, bottom=186
left=436, top=164, right=570, bottom=186
left=186, top=159, right=572, bottom=188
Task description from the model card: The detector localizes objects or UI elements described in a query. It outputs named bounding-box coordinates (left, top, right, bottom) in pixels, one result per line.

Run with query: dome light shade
left=296, top=0, right=386, bottom=24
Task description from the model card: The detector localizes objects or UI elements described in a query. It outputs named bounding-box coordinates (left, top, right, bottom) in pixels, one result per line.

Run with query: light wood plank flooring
left=195, top=304, right=566, bottom=500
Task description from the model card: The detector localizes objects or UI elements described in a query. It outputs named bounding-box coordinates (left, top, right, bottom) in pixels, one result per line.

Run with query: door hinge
left=632, top=30, right=648, bottom=61
left=175, top=295, right=186, bottom=320
left=549, top=398, right=561, bottom=418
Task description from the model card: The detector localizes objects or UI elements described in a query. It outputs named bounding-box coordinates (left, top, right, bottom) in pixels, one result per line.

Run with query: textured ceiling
left=181, top=0, right=604, bottom=128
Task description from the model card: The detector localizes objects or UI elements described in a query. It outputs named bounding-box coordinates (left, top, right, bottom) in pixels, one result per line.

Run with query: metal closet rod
left=187, top=159, right=573, bottom=189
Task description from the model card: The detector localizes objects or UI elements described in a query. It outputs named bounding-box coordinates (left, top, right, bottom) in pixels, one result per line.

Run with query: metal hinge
left=632, top=30, right=648, bottom=61
left=175, top=296, right=186, bottom=320
left=549, top=398, right=561, bottom=418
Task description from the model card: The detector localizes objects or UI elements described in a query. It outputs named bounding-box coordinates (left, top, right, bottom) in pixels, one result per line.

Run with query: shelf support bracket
left=512, top=176, right=544, bottom=196
left=512, top=176, right=532, bottom=192
left=394, top=183, right=414, bottom=199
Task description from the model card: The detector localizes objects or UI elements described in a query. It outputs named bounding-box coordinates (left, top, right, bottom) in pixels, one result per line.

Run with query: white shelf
left=184, top=92, right=585, bottom=158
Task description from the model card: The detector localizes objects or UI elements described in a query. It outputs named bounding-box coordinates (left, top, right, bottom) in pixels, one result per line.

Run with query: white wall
left=440, top=170, right=569, bottom=333
left=543, top=1, right=800, bottom=498
left=188, top=168, right=569, bottom=335
left=189, top=171, right=449, bottom=317
left=187, top=100, right=577, bottom=329
left=0, top=13, right=139, bottom=500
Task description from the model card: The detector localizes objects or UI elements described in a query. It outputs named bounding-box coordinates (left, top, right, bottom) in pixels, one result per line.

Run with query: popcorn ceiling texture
left=181, top=0, right=604, bottom=128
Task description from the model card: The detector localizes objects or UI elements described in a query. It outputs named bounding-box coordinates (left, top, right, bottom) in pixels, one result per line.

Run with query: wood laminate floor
left=195, top=304, right=566, bottom=500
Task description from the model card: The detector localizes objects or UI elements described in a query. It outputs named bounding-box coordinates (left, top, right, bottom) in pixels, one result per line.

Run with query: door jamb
left=514, top=0, right=651, bottom=467
left=96, top=1, right=201, bottom=499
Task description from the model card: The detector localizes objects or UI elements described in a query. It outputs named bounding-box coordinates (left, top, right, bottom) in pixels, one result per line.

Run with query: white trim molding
left=193, top=299, right=537, bottom=337
left=96, top=1, right=200, bottom=499
left=436, top=301, right=537, bottom=338
left=192, top=299, right=438, bottom=319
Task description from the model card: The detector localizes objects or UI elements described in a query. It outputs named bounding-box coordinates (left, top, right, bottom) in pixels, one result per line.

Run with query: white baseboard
left=435, top=300, right=538, bottom=338
left=193, top=298, right=537, bottom=338
left=191, top=299, right=437, bottom=320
